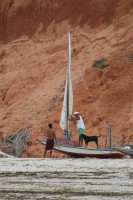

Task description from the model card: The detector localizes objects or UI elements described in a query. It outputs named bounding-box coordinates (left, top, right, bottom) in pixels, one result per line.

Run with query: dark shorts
left=45, top=139, right=54, bottom=150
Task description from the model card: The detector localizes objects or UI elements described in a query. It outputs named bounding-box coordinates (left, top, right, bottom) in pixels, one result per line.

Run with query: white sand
left=0, top=158, right=133, bottom=200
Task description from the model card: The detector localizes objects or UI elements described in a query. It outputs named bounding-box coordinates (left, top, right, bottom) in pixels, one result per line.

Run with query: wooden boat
left=37, top=137, right=124, bottom=159
left=37, top=138, right=124, bottom=158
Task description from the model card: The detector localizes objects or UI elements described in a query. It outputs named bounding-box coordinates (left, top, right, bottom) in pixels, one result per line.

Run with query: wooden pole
left=105, top=122, right=112, bottom=149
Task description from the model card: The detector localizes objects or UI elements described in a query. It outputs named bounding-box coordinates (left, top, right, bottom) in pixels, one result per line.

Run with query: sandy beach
left=0, top=158, right=132, bottom=200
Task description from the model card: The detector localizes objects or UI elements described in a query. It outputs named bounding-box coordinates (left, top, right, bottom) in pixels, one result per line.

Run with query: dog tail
left=98, top=134, right=101, bottom=137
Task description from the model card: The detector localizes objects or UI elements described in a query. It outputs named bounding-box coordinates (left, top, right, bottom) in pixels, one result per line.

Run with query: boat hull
left=37, top=139, right=124, bottom=159
left=53, top=145, right=124, bottom=159
left=114, top=147, right=133, bottom=157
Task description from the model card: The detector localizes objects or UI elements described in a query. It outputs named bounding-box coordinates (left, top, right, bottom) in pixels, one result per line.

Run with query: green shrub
left=92, top=57, right=108, bottom=69
left=128, top=54, right=133, bottom=61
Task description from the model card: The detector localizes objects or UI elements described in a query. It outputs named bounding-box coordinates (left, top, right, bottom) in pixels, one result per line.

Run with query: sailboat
left=38, top=26, right=124, bottom=158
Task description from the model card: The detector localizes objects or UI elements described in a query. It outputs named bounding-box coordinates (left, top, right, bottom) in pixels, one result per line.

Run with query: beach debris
left=0, top=124, right=32, bottom=157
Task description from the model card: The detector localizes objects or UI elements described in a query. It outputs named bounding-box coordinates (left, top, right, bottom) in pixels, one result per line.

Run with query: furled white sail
left=60, top=26, right=73, bottom=131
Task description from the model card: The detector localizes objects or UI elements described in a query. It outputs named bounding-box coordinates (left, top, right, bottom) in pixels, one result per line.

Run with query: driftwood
left=0, top=124, right=32, bottom=157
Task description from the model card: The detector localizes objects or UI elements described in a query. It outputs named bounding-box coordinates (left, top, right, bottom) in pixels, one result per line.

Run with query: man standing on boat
left=69, top=112, right=85, bottom=146
left=44, top=123, right=57, bottom=158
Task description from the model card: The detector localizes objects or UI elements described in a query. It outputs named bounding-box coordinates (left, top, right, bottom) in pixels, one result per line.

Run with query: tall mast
left=66, top=24, right=71, bottom=133
left=59, top=23, right=73, bottom=138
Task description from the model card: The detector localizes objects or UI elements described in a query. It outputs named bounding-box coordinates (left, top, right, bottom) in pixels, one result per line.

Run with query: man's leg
left=50, top=149, right=52, bottom=157
left=80, top=136, right=83, bottom=146
left=79, top=136, right=83, bottom=146
left=78, top=137, right=80, bottom=146
left=79, top=128, right=85, bottom=146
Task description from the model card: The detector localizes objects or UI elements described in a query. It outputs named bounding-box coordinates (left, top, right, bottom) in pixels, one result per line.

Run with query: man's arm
left=69, top=115, right=80, bottom=122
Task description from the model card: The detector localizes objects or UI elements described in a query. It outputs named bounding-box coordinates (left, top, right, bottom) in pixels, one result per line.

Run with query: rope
left=49, top=28, right=107, bottom=128
left=26, top=26, right=107, bottom=128
left=72, top=36, right=107, bottom=127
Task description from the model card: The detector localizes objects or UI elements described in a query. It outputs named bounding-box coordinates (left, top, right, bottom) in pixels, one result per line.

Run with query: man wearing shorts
left=70, top=111, right=85, bottom=146
left=44, top=123, right=57, bottom=157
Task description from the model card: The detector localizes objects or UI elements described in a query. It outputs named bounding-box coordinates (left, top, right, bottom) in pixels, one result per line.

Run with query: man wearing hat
left=69, top=112, right=85, bottom=146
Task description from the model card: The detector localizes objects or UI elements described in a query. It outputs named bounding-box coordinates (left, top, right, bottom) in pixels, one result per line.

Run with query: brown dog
left=81, top=134, right=101, bottom=148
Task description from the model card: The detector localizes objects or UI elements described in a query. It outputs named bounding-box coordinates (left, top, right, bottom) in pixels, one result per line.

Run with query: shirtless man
left=44, top=123, right=57, bottom=158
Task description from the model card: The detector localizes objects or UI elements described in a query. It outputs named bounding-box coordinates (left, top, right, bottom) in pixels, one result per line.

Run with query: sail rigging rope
left=45, top=29, right=107, bottom=128
left=72, top=35, right=107, bottom=127
left=31, top=26, right=107, bottom=128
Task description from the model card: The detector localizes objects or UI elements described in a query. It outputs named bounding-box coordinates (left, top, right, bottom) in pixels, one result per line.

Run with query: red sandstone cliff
left=0, top=0, right=133, bottom=157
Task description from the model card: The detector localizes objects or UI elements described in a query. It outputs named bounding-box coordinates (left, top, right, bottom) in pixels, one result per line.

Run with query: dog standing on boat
left=81, top=134, right=101, bottom=148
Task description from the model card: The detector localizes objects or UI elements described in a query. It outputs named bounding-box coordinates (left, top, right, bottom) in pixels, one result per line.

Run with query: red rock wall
left=0, top=0, right=132, bottom=42
left=0, top=0, right=133, bottom=157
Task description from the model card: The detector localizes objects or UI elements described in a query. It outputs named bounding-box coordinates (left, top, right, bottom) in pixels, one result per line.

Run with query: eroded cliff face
left=0, top=0, right=133, bottom=157
left=0, top=0, right=132, bottom=43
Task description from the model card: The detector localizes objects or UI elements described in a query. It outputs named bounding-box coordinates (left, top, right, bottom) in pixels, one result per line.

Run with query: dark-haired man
left=44, top=123, right=57, bottom=157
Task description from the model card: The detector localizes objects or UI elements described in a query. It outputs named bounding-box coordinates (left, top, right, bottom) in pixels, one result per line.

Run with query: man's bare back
left=45, top=129, right=56, bottom=140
